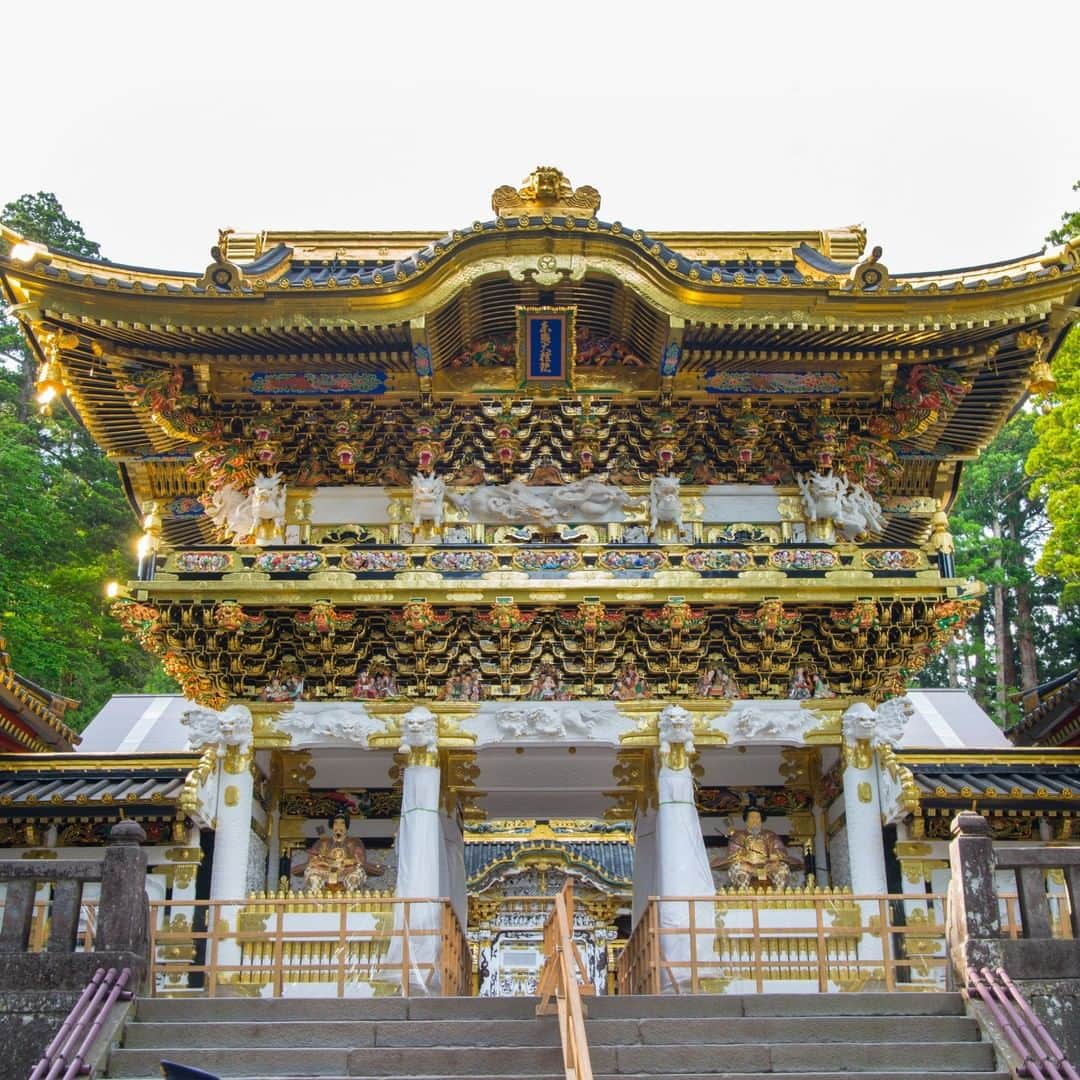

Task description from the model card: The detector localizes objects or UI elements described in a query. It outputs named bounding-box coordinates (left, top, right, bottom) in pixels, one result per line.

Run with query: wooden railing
left=617, top=892, right=954, bottom=995
left=148, top=895, right=470, bottom=997
left=536, top=881, right=594, bottom=1080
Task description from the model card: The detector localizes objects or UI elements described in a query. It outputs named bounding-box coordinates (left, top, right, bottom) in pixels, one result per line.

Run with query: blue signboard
left=517, top=307, right=575, bottom=389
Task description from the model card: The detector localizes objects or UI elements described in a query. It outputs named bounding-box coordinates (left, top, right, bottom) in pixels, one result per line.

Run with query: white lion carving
left=276, top=704, right=381, bottom=745
left=411, top=473, right=446, bottom=529
left=248, top=472, right=286, bottom=539
left=733, top=706, right=807, bottom=740
left=796, top=469, right=847, bottom=523
left=841, top=697, right=911, bottom=750
left=206, top=483, right=252, bottom=541
left=494, top=705, right=598, bottom=739
left=208, top=473, right=286, bottom=542
left=181, top=704, right=253, bottom=750
left=658, top=703, right=696, bottom=757
left=874, top=696, right=914, bottom=747
left=835, top=481, right=886, bottom=541
left=841, top=702, right=877, bottom=746
left=650, top=475, right=682, bottom=537
left=447, top=480, right=640, bottom=525
left=399, top=706, right=439, bottom=757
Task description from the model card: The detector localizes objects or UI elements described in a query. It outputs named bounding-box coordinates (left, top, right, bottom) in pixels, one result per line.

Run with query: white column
left=841, top=705, right=889, bottom=969
left=631, top=808, right=657, bottom=928
left=180, top=704, right=256, bottom=984
left=655, top=760, right=716, bottom=991
left=392, top=761, right=442, bottom=992
left=209, top=742, right=255, bottom=902
left=841, top=743, right=887, bottom=895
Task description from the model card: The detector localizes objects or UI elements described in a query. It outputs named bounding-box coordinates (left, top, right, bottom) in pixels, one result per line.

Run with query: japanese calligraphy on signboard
left=516, top=306, right=576, bottom=390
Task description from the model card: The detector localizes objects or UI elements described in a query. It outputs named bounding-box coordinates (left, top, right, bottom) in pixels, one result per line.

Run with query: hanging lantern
left=1028, top=358, right=1056, bottom=395
left=35, top=360, right=65, bottom=407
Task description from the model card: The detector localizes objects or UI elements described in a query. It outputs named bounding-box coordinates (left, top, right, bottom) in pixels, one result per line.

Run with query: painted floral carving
left=684, top=550, right=754, bottom=572
left=341, top=550, right=410, bottom=572
left=254, top=550, right=323, bottom=573
left=598, top=550, right=667, bottom=572
left=512, top=549, right=582, bottom=572
left=864, top=549, right=922, bottom=571
left=769, top=549, right=838, bottom=570
left=175, top=551, right=232, bottom=573
left=427, top=549, right=497, bottom=573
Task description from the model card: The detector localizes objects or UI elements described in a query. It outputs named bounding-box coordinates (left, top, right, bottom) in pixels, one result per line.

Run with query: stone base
left=1020, top=978, right=1080, bottom=1064
left=0, top=951, right=146, bottom=1077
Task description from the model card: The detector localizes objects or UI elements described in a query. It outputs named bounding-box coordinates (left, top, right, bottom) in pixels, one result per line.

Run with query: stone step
left=132, top=990, right=967, bottom=1025
left=595, top=1075, right=1010, bottom=1080
left=125, top=1017, right=561, bottom=1049
left=586, top=1015, right=980, bottom=1045
left=597, top=1041, right=998, bottom=1075
left=588, top=993, right=967, bottom=1019
left=119, top=1075, right=1010, bottom=1080
left=109, top=1040, right=997, bottom=1078
left=133, top=994, right=540, bottom=1022
left=109, top=1045, right=566, bottom=1077
left=124, top=1014, right=979, bottom=1051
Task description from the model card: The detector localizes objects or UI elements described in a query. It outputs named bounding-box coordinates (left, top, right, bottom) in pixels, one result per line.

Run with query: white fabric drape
left=388, top=763, right=442, bottom=993
left=655, top=764, right=715, bottom=991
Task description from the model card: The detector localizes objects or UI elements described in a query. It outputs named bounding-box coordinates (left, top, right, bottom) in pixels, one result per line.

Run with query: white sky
left=2, top=1, right=1077, bottom=273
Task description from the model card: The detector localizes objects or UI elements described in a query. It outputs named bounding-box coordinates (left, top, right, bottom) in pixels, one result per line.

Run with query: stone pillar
left=946, top=810, right=1002, bottom=981
left=97, top=821, right=149, bottom=956
left=654, top=706, right=715, bottom=991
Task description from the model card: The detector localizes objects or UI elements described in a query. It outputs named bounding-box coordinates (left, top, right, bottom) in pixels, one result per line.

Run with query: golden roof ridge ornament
left=492, top=166, right=601, bottom=219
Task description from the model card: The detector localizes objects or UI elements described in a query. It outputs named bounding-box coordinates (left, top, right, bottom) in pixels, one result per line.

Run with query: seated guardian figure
left=297, top=812, right=384, bottom=893
left=713, top=806, right=801, bottom=890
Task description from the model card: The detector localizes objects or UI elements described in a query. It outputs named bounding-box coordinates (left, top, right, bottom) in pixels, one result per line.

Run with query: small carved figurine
left=650, top=475, right=682, bottom=537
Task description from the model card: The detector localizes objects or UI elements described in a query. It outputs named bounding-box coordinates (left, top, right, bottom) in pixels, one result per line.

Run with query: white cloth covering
left=656, top=764, right=716, bottom=991
left=386, top=764, right=442, bottom=993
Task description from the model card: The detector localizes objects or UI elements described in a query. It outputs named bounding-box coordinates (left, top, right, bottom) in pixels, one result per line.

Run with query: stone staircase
left=104, top=991, right=1007, bottom=1080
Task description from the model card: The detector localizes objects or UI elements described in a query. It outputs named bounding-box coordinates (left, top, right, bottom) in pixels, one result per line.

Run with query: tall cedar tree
left=0, top=193, right=175, bottom=725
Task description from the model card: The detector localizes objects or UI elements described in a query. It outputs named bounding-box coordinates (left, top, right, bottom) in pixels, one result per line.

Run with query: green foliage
left=1028, top=177, right=1080, bottom=608
left=1028, top=328, right=1080, bottom=603
left=1, top=192, right=100, bottom=258
left=0, top=192, right=175, bottom=726
left=1046, top=179, right=1080, bottom=246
